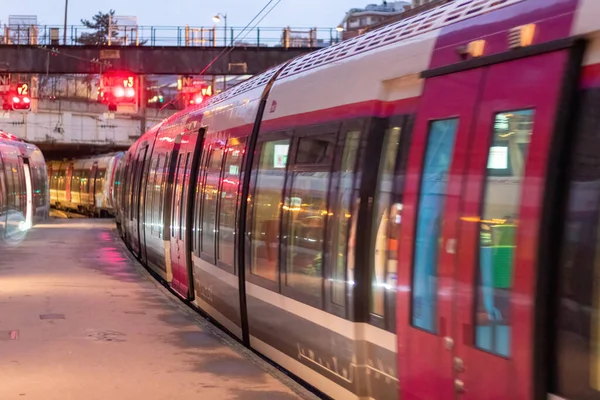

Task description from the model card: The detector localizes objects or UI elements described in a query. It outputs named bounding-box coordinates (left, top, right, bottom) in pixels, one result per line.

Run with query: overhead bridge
left=0, top=45, right=316, bottom=75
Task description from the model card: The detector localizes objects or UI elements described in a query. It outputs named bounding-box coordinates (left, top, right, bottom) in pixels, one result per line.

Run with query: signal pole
left=139, top=75, right=147, bottom=134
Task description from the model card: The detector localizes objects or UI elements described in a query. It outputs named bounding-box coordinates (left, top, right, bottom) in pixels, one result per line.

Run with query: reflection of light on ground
left=3, top=211, right=28, bottom=244
left=34, top=222, right=116, bottom=229
left=0, top=275, right=111, bottom=295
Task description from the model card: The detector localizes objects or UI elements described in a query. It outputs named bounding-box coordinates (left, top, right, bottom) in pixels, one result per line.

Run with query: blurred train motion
left=0, top=130, right=49, bottom=241
left=47, top=152, right=124, bottom=217
left=114, top=0, right=600, bottom=399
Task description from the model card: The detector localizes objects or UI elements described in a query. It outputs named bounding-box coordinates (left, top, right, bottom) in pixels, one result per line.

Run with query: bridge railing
left=0, top=24, right=341, bottom=48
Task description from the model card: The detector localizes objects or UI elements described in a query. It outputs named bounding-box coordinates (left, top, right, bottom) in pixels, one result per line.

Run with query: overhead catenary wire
left=215, top=0, right=284, bottom=64
left=159, top=0, right=284, bottom=112
left=197, top=0, right=283, bottom=76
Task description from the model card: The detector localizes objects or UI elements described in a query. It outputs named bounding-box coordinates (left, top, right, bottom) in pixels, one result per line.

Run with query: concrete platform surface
left=0, top=219, right=318, bottom=400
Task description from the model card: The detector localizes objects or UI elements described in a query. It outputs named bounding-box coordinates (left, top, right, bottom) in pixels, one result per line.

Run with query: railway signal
left=99, top=71, right=139, bottom=113
left=2, top=82, right=32, bottom=112
left=178, top=75, right=213, bottom=107
left=12, top=83, right=31, bottom=111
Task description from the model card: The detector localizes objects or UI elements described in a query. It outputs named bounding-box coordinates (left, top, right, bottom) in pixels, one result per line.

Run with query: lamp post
left=336, top=12, right=347, bottom=43
left=63, top=0, right=68, bottom=45
left=213, top=13, right=228, bottom=46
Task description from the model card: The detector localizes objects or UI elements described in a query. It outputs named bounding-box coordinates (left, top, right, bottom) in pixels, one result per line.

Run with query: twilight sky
left=2, top=0, right=362, bottom=29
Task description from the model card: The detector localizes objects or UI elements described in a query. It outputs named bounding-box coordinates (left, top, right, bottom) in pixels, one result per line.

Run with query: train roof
left=133, top=0, right=598, bottom=140
left=0, top=130, right=27, bottom=143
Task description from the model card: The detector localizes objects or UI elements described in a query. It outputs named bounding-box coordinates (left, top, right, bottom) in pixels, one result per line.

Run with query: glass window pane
left=201, top=148, right=224, bottom=258
left=412, top=118, right=459, bottom=333
left=331, top=131, right=360, bottom=306
left=72, top=170, right=81, bottom=195
left=475, top=109, right=534, bottom=357
left=171, top=154, right=183, bottom=237
left=96, top=170, right=106, bottom=195
left=4, top=163, right=14, bottom=209
left=250, top=140, right=290, bottom=281
left=146, top=158, right=158, bottom=232
left=218, top=139, right=246, bottom=267
left=285, top=170, right=328, bottom=298
left=371, top=126, right=402, bottom=316
left=158, top=154, right=169, bottom=239
left=296, top=136, right=334, bottom=165
left=179, top=153, right=191, bottom=240
left=153, top=156, right=163, bottom=234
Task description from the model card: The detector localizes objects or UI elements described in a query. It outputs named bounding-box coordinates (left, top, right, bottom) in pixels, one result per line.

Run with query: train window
left=283, top=132, right=337, bottom=300
left=13, top=164, right=22, bottom=211
left=201, top=147, right=224, bottom=258
left=157, top=153, right=170, bottom=239
left=250, top=139, right=291, bottom=281
left=58, top=168, right=66, bottom=191
left=33, top=166, right=41, bottom=207
left=72, top=170, right=81, bottom=195
left=4, top=163, right=14, bottom=210
left=329, top=130, right=361, bottom=307
left=475, top=109, right=534, bottom=357
left=171, top=154, right=183, bottom=237
left=96, top=170, right=105, bottom=195
left=371, top=126, right=402, bottom=316
left=218, top=138, right=246, bottom=269
left=283, top=170, right=328, bottom=298
left=179, top=153, right=191, bottom=240
left=146, top=157, right=159, bottom=234
left=412, top=118, right=459, bottom=333
left=296, top=135, right=334, bottom=165
left=82, top=169, right=89, bottom=194
left=133, top=147, right=149, bottom=222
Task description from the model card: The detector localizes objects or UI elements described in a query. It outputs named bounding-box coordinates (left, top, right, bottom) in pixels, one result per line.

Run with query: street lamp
left=213, top=13, right=228, bottom=46
left=336, top=25, right=344, bottom=32
left=63, top=0, right=69, bottom=44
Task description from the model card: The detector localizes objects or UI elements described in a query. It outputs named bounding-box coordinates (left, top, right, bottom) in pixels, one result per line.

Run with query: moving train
left=48, top=152, right=124, bottom=217
left=115, top=0, right=600, bottom=398
left=0, top=130, right=49, bottom=240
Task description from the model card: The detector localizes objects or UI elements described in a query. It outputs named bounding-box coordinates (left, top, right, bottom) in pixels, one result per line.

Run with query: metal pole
left=224, top=14, right=227, bottom=47
left=63, top=0, right=68, bottom=44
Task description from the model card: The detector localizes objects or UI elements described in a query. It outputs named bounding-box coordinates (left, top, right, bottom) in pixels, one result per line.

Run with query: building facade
left=339, top=0, right=452, bottom=40
left=338, top=2, right=411, bottom=40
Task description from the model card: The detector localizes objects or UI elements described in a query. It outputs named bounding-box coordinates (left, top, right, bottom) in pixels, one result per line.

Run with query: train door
left=169, top=129, right=204, bottom=299
left=22, top=159, right=33, bottom=230
left=131, top=144, right=148, bottom=257
left=398, top=48, right=575, bottom=399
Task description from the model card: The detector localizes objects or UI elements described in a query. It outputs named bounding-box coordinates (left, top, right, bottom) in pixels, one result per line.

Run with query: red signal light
left=114, top=87, right=125, bottom=97
left=10, top=95, right=31, bottom=111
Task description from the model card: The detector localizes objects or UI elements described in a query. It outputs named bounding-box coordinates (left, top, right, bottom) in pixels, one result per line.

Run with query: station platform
left=0, top=219, right=317, bottom=400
